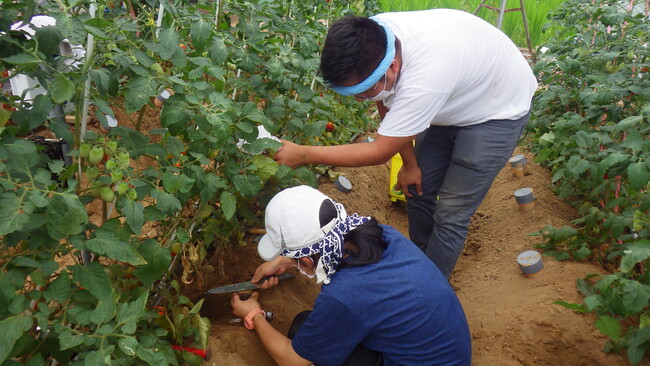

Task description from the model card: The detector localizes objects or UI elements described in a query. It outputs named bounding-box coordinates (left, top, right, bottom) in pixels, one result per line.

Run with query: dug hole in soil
left=187, top=146, right=627, bottom=366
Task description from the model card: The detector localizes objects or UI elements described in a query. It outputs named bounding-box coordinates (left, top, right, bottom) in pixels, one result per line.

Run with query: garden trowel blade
left=204, top=273, right=295, bottom=295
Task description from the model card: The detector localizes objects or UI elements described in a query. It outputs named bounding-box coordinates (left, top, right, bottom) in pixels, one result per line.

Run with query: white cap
left=257, top=186, right=344, bottom=261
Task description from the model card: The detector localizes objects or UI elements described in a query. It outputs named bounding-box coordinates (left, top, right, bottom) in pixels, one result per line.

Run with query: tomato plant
left=0, top=0, right=379, bottom=364
left=528, top=1, right=649, bottom=363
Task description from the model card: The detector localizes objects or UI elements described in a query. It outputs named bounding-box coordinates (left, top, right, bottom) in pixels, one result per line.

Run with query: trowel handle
left=254, top=272, right=295, bottom=286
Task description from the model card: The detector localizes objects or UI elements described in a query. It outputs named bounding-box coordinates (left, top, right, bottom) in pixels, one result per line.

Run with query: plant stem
left=135, top=105, right=147, bottom=132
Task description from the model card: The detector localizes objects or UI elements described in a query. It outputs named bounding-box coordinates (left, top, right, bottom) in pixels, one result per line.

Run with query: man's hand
left=274, top=140, right=306, bottom=168
left=231, top=291, right=262, bottom=319
left=396, top=163, right=422, bottom=197
left=252, top=257, right=293, bottom=290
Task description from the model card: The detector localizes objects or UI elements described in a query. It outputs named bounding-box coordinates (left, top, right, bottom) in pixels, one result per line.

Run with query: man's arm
left=275, top=134, right=415, bottom=168
left=395, top=142, right=423, bottom=196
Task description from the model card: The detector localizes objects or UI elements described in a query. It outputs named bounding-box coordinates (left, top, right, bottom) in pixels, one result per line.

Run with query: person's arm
left=395, top=142, right=423, bottom=197
left=275, top=134, right=415, bottom=168
left=252, top=315, right=312, bottom=366
left=252, top=256, right=295, bottom=290
left=231, top=293, right=312, bottom=366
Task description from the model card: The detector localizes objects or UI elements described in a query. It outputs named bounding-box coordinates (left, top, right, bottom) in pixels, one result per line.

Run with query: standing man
left=231, top=185, right=471, bottom=365
left=274, top=9, right=537, bottom=278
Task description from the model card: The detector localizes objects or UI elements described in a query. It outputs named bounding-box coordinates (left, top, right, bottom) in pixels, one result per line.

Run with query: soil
left=193, top=145, right=630, bottom=366
left=77, top=106, right=628, bottom=365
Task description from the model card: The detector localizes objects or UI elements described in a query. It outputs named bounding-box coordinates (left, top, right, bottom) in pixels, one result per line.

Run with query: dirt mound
left=195, top=147, right=627, bottom=366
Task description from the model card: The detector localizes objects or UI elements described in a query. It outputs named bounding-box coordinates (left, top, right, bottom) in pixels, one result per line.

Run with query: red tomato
left=325, top=122, right=335, bottom=132
left=179, top=43, right=187, bottom=50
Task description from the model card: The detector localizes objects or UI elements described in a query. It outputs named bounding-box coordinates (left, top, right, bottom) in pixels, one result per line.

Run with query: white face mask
left=295, top=257, right=316, bottom=279
left=369, top=86, right=395, bottom=102
left=368, top=73, right=396, bottom=102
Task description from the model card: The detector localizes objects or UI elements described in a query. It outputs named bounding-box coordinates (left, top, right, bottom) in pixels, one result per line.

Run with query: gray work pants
left=406, top=112, right=530, bottom=278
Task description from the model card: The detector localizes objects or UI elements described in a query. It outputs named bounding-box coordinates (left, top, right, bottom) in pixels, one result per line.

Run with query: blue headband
left=330, top=17, right=395, bottom=96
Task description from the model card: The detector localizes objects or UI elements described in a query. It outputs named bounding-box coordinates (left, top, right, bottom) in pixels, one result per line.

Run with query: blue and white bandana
left=281, top=201, right=371, bottom=284
left=330, top=17, right=396, bottom=96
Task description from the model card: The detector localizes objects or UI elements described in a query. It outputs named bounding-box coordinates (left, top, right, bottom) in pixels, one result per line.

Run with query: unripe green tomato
left=126, top=189, right=137, bottom=201
left=111, top=171, right=123, bottom=183
left=117, top=182, right=128, bottom=195
left=98, top=137, right=106, bottom=144
left=151, top=63, right=164, bottom=74
left=99, top=186, right=115, bottom=203
left=86, top=167, right=99, bottom=180
left=118, top=153, right=130, bottom=170
left=170, top=242, right=182, bottom=255
left=88, top=146, right=105, bottom=165
left=105, top=158, right=117, bottom=171
left=118, top=152, right=130, bottom=164
left=79, top=143, right=91, bottom=159
left=106, top=141, right=118, bottom=156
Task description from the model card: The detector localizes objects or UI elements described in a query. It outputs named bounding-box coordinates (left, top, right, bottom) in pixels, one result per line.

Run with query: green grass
left=377, top=0, right=565, bottom=49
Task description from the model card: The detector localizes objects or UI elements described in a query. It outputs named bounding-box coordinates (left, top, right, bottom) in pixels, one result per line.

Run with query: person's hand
left=231, top=291, right=262, bottom=319
left=274, top=140, right=306, bottom=168
left=396, top=163, right=422, bottom=197
left=252, top=256, right=293, bottom=289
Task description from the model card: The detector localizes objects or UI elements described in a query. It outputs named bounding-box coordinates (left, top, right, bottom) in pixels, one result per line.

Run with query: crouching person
left=230, top=185, right=471, bottom=366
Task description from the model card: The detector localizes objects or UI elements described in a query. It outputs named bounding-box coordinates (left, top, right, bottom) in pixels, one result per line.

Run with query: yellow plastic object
left=389, top=153, right=406, bottom=202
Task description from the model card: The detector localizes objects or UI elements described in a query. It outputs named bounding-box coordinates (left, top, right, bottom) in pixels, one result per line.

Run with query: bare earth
left=193, top=146, right=628, bottom=366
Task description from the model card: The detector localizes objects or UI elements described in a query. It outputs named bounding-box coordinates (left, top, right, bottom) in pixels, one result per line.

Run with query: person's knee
left=288, top=310, right=312, bottom=339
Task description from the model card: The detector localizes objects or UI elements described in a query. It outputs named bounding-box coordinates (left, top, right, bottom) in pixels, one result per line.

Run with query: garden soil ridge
left=193, top=146, right=629, bottom=366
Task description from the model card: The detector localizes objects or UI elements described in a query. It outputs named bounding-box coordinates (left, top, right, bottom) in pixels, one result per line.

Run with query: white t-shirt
left=374, top=9, right=538, bottom=137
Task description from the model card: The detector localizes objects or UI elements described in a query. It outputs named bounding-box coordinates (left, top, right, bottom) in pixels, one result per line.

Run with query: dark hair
left=319, top=17, right=387, bottom=87
left=319, top=199, right=387, bottom=267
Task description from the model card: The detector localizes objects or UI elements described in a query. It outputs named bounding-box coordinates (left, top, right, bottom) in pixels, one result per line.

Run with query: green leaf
left=162, top=172, right=195, bottom=194
left=59, top=329, right=85, bottom=350
left=118, top=337, right=139, bottom=356
left=200, top=173, right=225, bottom=202
left=569, top=159, right=591, bottom=177
left=190, top=20, right=211, bottom=52
left=628, top=162, right=649, bottom=191
left=614, top=115, right=643, bottom=132
left=45, top=194, right=88, bottom=239
left=208, top=36, right=227, bottom=65
left=86, top=230, right=147, bottom=265
left=157, top=28, right=180, bottom=60
left=90, top=68, right=110, bottom=96
left=72, top=262, right=112, bottom=300
left=627, top=327, right=650, bottom=365
left=176, top=228, right=190, bottom=244
left=49, top=74, right=75, bottom=103
left=150, top=188, right=182, bottom=215
left=599, top=153, right=628, bottom=171
left=232, top=174, right=262, bottom=198
left=0, top=315, right=34, bottom=363
left=117, top=197, right=144, bottom=235
left=0, top=192, right=30, bottom=236
left=134, top=240, right=171, bottom=287
left=575, top=131, right=593, bottom=148
left=1, top=53, right=42, bottom=65
left=595, top=315, right=621, bottom=340
left=553, top=300, right=588, bottom=313
left=251, top=155, right=279, bottom=182
left=43, top=271, right=72, bottom=303
left=219, top=191, right=236, bottom=221
left=92, top=297, right=116, bottom=325
left=5, top=138, right=42, bottom=173
left=621, top=279, right=650, bottom=314
left=125, top=77, right=155, bottom=113
left=620, top=240, right=650, bottom=273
